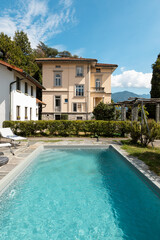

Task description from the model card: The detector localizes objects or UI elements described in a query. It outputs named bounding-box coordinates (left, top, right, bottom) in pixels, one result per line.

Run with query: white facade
left=0, top=65, right=11, bottom=127
left=0, top=64, right=39, bottom=127
left=11, top=78, right=38, bottom=121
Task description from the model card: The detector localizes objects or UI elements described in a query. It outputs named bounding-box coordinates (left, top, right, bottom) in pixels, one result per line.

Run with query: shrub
left=129, top=120, right=160, bottom=146
left=3, top=120, right=132, bottom=137
left=130, top=121, right=141, bottom=144
left=93, top=102, right=115, bottom=120
left=116, top=121, right=131, bottom=137
left=141, top=120, right=159, bottom=146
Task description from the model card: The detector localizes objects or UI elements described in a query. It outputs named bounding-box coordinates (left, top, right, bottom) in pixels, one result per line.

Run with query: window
left=55, top=96, right=61, bottom=106
left=25, top=82, right=28, bottom=94
left=30, top=108, right=32, bottom=120
left=78, top=103, right=82, bottom=111
left=31, top=86, right=33, bottom=96
left=77, top=116, right=82, bottom=120
left=25, top=107, right=28, bottom=119
left=54, top=73, right=61, bottom=86
left=73, top=103, right=82, bottom=112
left=96, top=68, right=101, bottom=73
left=56, top=65, right=61, bottom=68
left=55, top=115, right=61, bottom=120
left=76, top=85, right=84, bottom=96
left=95, top=79, right=100, bottom=88
left=65, top=99, right=68, bottom=103
left=73, top=103, right=77, bottom=112
left=16, top=106, right=20, bottom=120
left=16, top=77, right=21, bottom=91
left=55, top=96, right=61, bottom=111
left=76, top=66, right=83, bottom=77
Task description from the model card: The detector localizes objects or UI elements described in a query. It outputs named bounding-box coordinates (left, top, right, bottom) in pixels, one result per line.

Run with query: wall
left=42, top=61, right=113, bottom=120
left=0, top=64, right=38, bottom=127
left=42, top=62, right=89, bottom=117
left=0, top=65, right=13, bottom=127
left=90, top=67, right=111, bottom=92
left=11, top=73, right=38, bottom=121
left=90, top=68, right=112, bottom=112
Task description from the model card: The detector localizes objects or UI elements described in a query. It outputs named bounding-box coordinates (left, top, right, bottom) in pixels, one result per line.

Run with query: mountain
left=112, top=91, right=150, bottom=103
left=139, top=93, right=150, bottom=98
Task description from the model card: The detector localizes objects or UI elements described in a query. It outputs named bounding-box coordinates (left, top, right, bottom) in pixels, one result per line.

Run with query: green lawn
left=121, top=140, right=160, bottom=176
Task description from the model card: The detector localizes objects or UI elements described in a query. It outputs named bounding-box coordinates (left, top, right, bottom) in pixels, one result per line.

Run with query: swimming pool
left=0, top=147, right=160, bottom=240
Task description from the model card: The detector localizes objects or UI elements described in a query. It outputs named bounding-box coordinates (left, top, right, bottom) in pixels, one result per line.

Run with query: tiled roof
left=35, top=58, right=118, bottom=69
left=36, top=98, right=46, bottom=105
left=95, top=63, right=118, bottom=68
left=36, top=57, right=97, bottom=62
left=0, top=60, right=23, bottom=72
left=0, top=60, right=45, bottom=90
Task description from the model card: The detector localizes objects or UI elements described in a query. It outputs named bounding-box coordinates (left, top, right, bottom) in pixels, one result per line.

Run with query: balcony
left=92, top=87, right=104, bottom=92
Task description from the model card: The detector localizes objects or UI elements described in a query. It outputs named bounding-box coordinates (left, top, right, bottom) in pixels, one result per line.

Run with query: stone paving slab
left=0, top=164, right=16, bottom=172
left=0, top=142, right=39, bottom=181
left=0, top=173, right=8, bottom=180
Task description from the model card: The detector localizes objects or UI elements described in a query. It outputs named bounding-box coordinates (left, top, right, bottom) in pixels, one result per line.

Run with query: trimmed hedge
left=3, top=120, right=131, bottom=137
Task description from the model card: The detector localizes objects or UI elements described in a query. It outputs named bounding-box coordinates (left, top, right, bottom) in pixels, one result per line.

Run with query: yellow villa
left=36, top=57, right=118, bottom=120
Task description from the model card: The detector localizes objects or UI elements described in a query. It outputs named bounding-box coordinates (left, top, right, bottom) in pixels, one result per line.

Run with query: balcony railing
left=55, top=106, right=61, bottom=112
left=92, top=87, right=105, bottom=92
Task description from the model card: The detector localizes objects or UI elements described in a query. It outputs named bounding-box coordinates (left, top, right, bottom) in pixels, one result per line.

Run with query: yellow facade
left=36, top=58, right=117, bottom=120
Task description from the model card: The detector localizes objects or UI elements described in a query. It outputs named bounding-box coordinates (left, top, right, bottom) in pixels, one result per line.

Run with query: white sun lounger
left=0, top=128, right=28, bottom=147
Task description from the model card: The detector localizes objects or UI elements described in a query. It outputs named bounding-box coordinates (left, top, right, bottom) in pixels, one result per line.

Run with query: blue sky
left=0, top=0, right=160, bottom=94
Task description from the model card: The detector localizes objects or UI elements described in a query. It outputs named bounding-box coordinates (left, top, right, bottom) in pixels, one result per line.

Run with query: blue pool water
left=0, top=148, right=160, bottom=240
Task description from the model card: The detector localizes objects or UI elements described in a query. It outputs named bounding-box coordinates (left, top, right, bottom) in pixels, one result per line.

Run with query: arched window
left=54, top=73, right=61, bottom=86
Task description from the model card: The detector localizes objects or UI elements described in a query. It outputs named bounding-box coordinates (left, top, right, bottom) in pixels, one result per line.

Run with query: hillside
left=112, top=91, right=150, bottom=103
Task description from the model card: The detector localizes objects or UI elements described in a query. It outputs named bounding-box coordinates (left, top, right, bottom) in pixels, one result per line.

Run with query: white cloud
left=112, top=70, right=152, bottom=89
left=0, top=0, right=76, bottom=48
left=0, top=16, right=17, bottom=37
left=59, top=0, right=73, bottom=8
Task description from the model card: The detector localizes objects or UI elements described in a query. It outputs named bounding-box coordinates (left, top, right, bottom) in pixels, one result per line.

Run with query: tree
left=14, top=31, right=32, bottom=55
left=57, top=50, right=72, bottom=58
left=35, top=41, right=58, bottom=58
left=13, top=31, right=39, bottom=76
left=0, top=32, right=23, bottom=66
left=0, top=30, right=78, bottom=83
left=146, top=54, right=160, bottom=119
left=0, top=31, right=40, bottom=78
left=93, top=102, right=115, bottom=120
left=150, top=54, right=160, bottom=98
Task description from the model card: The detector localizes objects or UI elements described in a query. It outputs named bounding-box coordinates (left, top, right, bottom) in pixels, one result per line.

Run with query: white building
left=0, top=60, right=45, bottom=127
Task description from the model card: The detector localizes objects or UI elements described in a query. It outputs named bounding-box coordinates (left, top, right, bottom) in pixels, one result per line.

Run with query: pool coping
left=0, top=144, right=160, bottom=197
left=110, top=145, right=160, bottom=196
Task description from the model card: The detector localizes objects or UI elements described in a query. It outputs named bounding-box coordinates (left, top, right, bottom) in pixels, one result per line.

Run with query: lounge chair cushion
left=6, top=135, right=26, bottom=141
